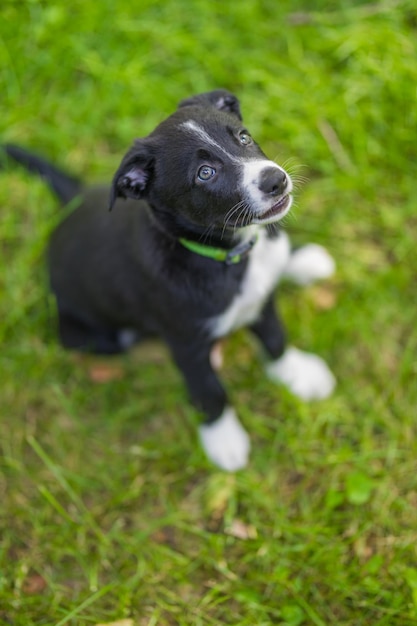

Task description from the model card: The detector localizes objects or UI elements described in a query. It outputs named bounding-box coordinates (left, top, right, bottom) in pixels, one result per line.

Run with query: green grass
left=1, top=0, right=417, bottom=624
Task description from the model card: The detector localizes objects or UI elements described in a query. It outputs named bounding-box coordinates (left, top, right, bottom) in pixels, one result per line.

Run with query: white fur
left=199, top=407, right=250, bottom=471
left=283, top=244, right=336, bottom=285
left=241, top=159, right=282, bottom=205
left=181, top=121, right=241, bottom=164
left=242, top=160, right=293, bottom=223
left=266, top=346, right=336, bottom=400
left=209, top=229, right=291, bottom=338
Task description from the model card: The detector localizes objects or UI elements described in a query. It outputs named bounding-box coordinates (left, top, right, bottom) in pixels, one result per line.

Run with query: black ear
left=109, top=140, right=153, bottom=209
left=178, top=89, right=242, bottom=120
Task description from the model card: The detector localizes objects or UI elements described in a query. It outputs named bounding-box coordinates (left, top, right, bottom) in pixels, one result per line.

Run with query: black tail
left=1, top=143, right=83, bottom=205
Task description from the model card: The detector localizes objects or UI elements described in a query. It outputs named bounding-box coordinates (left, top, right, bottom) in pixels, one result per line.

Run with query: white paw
left=199, top=407, right=250, bottom=471
left=266, top=346, right=336, bottom=400
left=283, top=244, right=335, bottom=285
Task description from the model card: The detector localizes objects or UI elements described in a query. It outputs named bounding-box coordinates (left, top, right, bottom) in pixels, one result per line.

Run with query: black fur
left=4, top=90, right=291, bottom=434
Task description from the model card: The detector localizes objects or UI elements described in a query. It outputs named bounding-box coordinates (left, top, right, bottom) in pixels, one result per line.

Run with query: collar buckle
left=225, top=235, right=258, bottom=265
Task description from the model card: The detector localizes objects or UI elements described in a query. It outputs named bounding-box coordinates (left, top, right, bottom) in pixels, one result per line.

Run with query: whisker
left=232, top=205, right=245, bottom=235
left=279, top=208, right=298, bottom=229
left=225, top=200, right=246, bottom=222
left=290, top=176, right=310, bottom=193
left=271, top=157, right=309, bottom=187
left=243, top=205, right=253, bottom=228
left=232, top=203, right=250, bottom=236
left=222, top=200, right=247, bottom=237
left=266, top=221, right=281, bottom=237
left=199, top=223, right=216, bottom=244
left=290, top=173, right=310, bottom=184
left=223, top=201, right=244, bottom=225
left=275, top=156, right=307, bottom=173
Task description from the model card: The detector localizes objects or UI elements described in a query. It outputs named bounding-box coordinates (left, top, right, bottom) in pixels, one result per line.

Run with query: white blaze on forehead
left=180, top=120, right=241, bottom=164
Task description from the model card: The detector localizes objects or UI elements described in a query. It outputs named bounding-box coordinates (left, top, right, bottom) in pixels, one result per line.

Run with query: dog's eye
left=239, top=131, right=252, bottom=145
left=197, top=165, right=216, bottom=181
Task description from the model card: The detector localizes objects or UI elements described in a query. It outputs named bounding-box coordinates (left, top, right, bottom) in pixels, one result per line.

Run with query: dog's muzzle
left=254, top=166, right=292, bottom=224
left=258, top=166, right=288, bottom=197
left=256, top=193, right=292, bottom=223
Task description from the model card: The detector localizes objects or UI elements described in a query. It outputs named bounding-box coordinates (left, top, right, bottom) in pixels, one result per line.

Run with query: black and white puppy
left=4, top=90, right=336, bottom=470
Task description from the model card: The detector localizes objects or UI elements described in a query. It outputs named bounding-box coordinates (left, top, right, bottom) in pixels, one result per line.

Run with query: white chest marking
left=209, top=230, right=291, bottom=339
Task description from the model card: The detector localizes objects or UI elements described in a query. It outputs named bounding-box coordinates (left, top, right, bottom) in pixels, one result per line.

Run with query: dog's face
left=110, top=90, right=292, bottom=234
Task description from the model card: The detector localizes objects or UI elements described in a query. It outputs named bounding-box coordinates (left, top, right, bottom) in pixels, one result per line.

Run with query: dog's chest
left=209, top=230, right=291, bottom=339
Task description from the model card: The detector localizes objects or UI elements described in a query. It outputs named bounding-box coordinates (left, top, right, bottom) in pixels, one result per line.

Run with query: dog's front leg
left=166, top=338, right=250, bottom=471
left=283, top=243, right=335, bottom=286
left=250, top=298, right=336, bottom=400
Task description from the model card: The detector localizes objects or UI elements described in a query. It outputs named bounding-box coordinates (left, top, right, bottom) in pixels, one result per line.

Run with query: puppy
left=3, top=90, right=336, bottom=470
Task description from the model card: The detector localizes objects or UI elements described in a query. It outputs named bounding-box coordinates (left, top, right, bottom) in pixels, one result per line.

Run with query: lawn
left=1, top=0, right=416, bottom=624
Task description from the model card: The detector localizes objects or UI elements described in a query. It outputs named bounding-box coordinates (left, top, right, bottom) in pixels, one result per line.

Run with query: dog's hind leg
left=57, top=308, right=124, bottom=355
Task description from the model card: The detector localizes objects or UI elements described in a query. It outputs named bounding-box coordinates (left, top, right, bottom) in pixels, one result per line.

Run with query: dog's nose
left=258, top=167, right=287, bottom=196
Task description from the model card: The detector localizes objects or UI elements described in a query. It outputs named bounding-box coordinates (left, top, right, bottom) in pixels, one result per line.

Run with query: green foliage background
left=1, top=1, right=416, bottom=624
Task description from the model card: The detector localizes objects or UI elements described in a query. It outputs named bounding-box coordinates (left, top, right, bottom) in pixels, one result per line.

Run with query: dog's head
left=110, top=90, right=292, bottom=236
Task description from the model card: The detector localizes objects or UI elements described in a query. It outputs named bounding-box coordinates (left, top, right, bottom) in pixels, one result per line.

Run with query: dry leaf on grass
left=87, top=362, right=125, bottom=383
left=71, top=353, right=125, bottom=383
left=308, top=285, right=337, bottom=310
left=22, top=573, right=47, bottom=595
left=225, top=519, right=258, bottom=540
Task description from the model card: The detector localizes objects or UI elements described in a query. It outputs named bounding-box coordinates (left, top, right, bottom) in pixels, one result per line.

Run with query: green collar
left=179, top=235, right=258, bottom=265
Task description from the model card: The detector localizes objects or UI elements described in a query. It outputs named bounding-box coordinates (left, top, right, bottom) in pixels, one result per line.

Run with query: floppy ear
left=109, top=140, right=153, bottom=210
left=178, top=89, right=242, bottom=120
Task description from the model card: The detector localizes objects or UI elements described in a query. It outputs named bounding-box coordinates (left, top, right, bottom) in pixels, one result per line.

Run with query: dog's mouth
left=252, top=193, right=292, bottom=225
left=223, top=193, right=292, bottom=230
